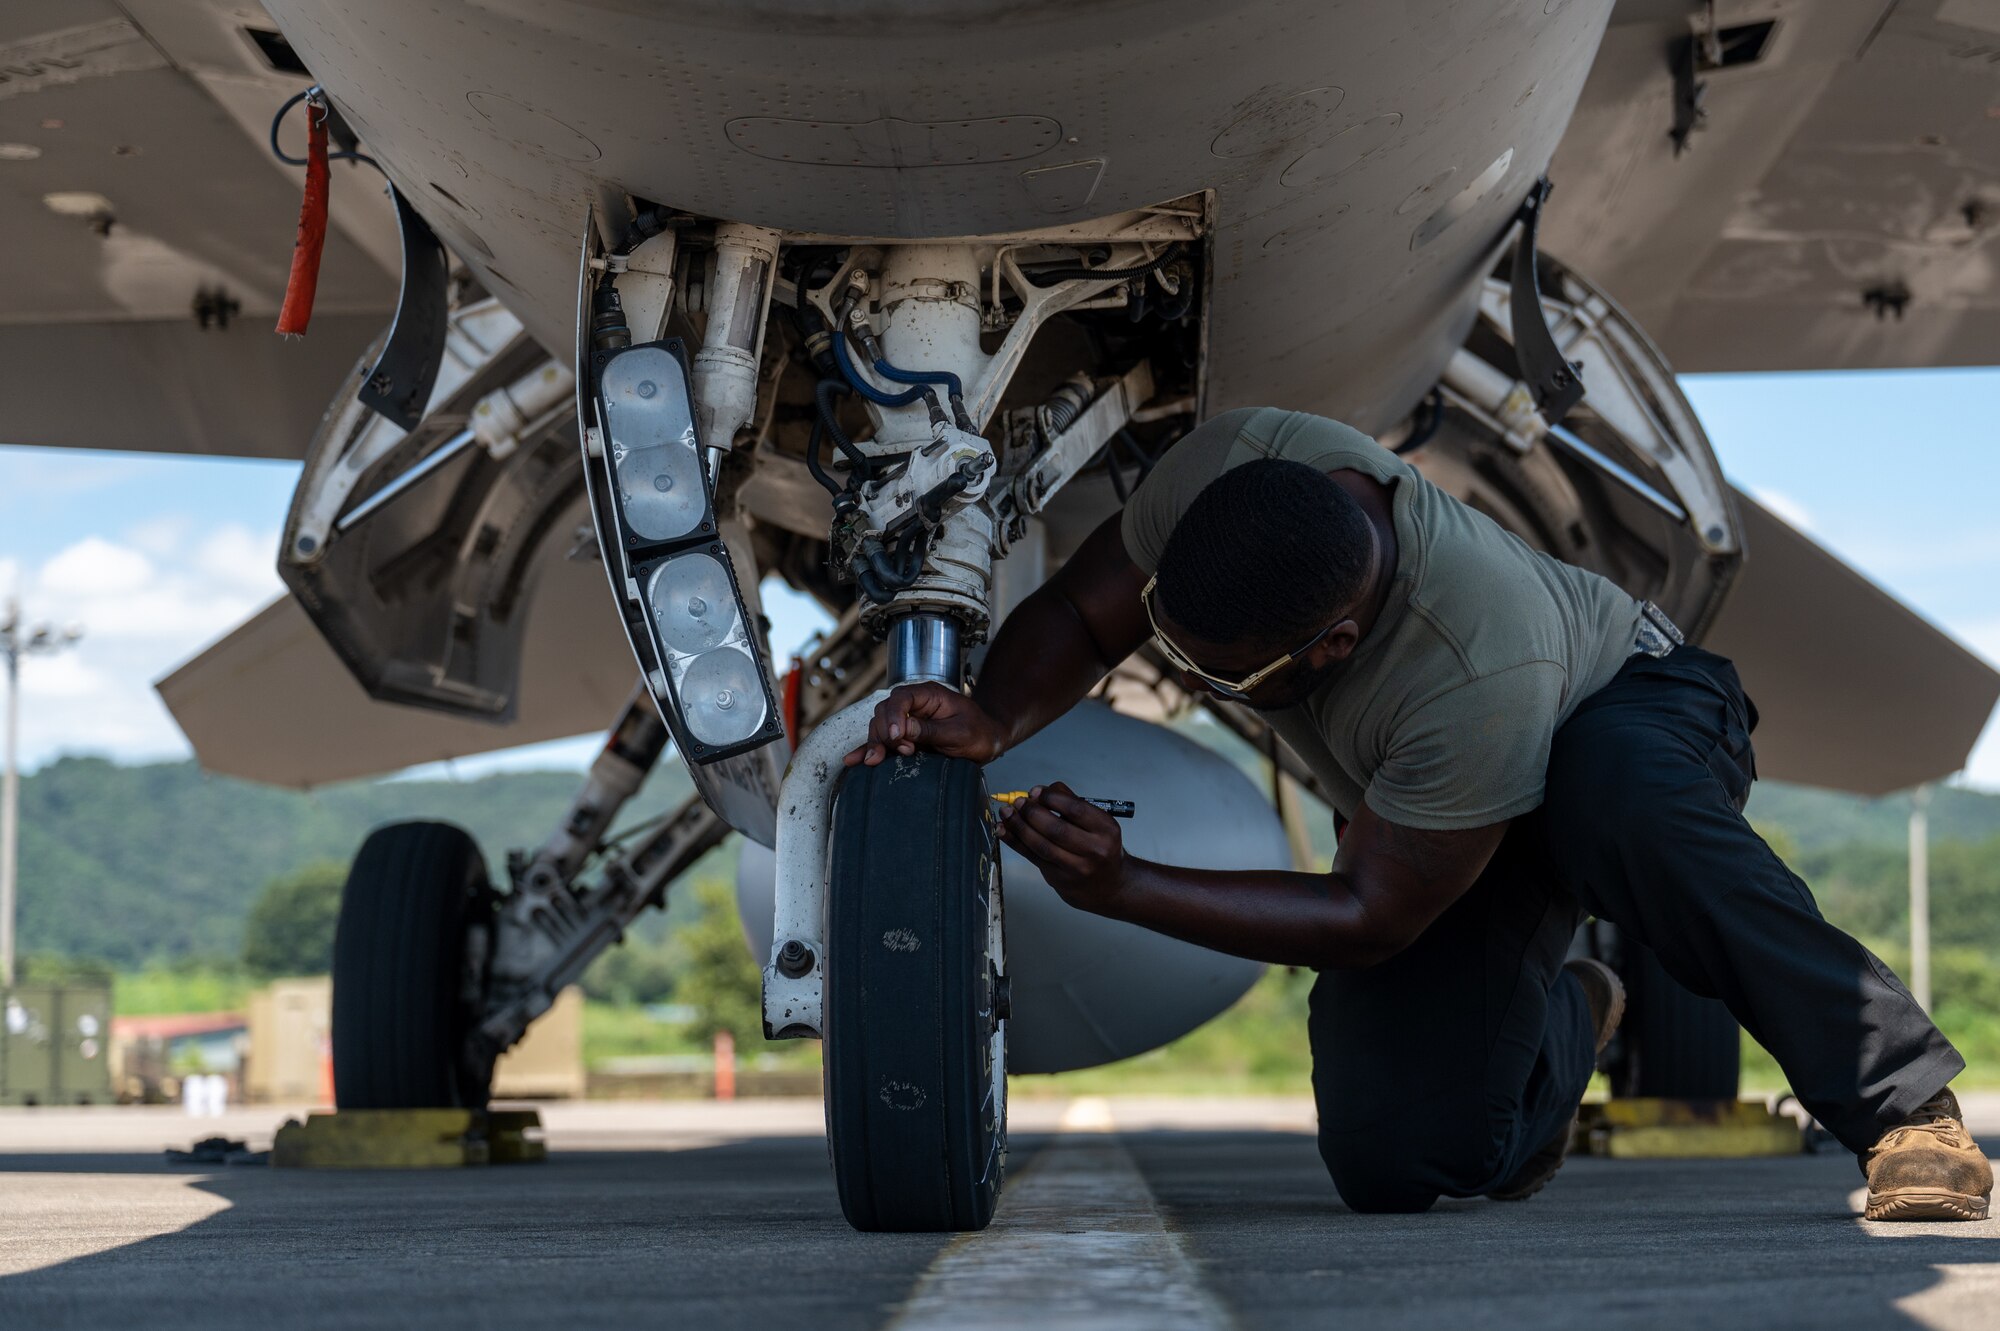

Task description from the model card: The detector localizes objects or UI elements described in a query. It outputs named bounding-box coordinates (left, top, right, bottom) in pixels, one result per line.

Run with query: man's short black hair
left=1154, top=458, right=1375, bottom=649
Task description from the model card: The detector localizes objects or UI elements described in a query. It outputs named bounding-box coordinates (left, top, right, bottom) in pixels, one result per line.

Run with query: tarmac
left=2, top=1094, right=1997, bottom=1330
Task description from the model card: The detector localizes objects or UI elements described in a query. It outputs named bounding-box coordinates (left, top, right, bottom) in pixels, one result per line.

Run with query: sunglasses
left=1141, top=574, right=1335, bottom=703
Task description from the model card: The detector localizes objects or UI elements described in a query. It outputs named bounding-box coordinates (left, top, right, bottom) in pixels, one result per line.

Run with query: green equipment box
left=2, top=983, right=113, bottom=1105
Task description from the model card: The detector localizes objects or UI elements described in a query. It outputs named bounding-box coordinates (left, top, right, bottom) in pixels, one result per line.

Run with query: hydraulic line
left=839, top=311, right=970, bottom=429
left=1025, top=241, right=1186, bottom=287
left=803, top=416, right=843, bottom=497
left=1393, top=388, right=1445, bottom=456
left=863, top=345, right=970, bottom=429
left=1105, top=443, right=1131, bottom=504
left=814, top=379, right=874, bottom=478
left=868, top=357, right=960, bottom=400
left=832, top=320, right=928, bottom=408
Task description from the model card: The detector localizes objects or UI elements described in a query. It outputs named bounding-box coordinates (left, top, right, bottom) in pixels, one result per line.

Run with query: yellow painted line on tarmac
left=888, top=1098, right=1233, bottom=1331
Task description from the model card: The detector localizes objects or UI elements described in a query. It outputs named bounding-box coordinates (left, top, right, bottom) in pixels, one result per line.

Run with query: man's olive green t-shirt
left=1121, top=407, right=1642, bottom=830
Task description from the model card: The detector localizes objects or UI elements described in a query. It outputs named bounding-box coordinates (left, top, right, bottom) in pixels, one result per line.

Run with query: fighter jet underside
left=2, top=0, right=1996, bottom=1231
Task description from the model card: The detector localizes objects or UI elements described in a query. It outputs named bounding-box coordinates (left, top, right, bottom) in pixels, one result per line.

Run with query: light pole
left=1909, top=783, right=1931, bottom=1012
left=1, top=599, right=82, bottom=990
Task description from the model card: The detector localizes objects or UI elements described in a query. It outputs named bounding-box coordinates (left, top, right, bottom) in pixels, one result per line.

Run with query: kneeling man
left=847, top=407, right=1989, bottom=1220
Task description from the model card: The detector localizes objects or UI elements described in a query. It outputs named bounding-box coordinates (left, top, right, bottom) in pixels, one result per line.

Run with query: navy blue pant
left=1309, top=646, right=1963, bottom=1213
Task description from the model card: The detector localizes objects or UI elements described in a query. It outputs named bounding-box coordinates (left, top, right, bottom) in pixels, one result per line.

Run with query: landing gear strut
left=330, top=689, right=727, bottom=1109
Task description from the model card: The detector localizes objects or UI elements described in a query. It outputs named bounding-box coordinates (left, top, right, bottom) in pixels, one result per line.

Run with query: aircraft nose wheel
left=824, top=753, right=1008, bottom=1232
left=331, top=821, right=496, bottom=1109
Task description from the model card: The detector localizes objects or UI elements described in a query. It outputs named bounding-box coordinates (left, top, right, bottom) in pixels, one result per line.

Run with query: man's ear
left=1309, top=619, right=1362, bottom=666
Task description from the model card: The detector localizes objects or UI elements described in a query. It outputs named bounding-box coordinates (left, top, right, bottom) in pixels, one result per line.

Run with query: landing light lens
left=678, top=644, right=769, bottom=747
left=601, top=347, right=704, bottom=542
left=644, top=551, right=766, bottom=747
left=592, top=336, right=780, bottom=760
left=647, top=552, right=741, bottom=655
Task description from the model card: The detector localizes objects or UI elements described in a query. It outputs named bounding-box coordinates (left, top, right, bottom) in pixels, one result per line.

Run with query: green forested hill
left=1744, top=781, right=2000, bottom=854
left=11, top=746, right=2000, bottom=971
left=14, top=755, right=694, bottom=968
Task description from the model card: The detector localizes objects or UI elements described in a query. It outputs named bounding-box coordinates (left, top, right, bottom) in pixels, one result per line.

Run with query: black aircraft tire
left=1613, top=941, right=1741, bottom=1100
left=824, top=753, right=1007, bottom=1233
left=332, top=821, right=494, bottom=1110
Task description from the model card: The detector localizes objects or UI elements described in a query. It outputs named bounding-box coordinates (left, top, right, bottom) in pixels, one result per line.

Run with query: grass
left=584, top=1001, right=819, bottom=1070
left=111, top=967, right=255, bottom=1016
left=1014, top=967, right=2000, bottom=1102
left=583, top=1002, right=708, bottom=1065
left=108, top=956, right=2000, bottom=1102
left=1013, top=967, right=1318, bottom=1098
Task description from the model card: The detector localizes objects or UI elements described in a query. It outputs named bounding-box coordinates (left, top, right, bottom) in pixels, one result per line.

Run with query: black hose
left=834, top=328, right=929, bottom=408
left=869, top=354, right=967, bottom=429
left=1112, top=428, right=1160, bottom=481
left=893, top=524, right=929, bottom=579
left=269, top=87, right=381, bottom=171
left=617, top=207, right=671, bottom=255
left=1155, top=264, right=1197, bottom=321
left=865, top=545, right=909, bottom=588
left=855, top=526, right=928, bottom=604
left=1105, top=446, right=1131, bottom=504
left=803, top=417, right=842, bottom=497
left=815, top=379, right=874, bottom=478
left=1025, top=241, right=1186, bottom=288
left=857, top=567, right=892, bottom=604
left=1393, top=388, right=1445, bottom=456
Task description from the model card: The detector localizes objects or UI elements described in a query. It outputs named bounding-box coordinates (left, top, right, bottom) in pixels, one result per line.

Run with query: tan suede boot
left=1487, top=959, right=1626, bottom=1202
left=1861, top=1088, right=1992, bottom=1222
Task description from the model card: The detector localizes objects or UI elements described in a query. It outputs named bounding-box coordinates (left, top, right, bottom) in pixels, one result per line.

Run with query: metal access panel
left=1, top=984, right=113, bottom=1106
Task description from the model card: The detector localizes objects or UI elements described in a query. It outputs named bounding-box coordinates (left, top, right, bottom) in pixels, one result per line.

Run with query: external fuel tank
left=738, top=702, right=1292, bottom=1073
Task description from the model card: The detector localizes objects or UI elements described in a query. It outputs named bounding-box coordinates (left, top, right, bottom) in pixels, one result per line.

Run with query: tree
left=18, top=953, right=113, bottom=984
left=241, top=861, right=347, bottom=978
left=672, top=876, right=763, bottom=1044
left=581, top=934, right=678, bottom=1007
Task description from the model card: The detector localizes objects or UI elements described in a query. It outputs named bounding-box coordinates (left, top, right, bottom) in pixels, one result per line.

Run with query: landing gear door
left=689, top=516, right=787, bottom=847
left=574, top=210, right=786, bottom=847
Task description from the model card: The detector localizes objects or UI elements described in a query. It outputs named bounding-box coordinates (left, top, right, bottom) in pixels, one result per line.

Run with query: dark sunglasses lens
left=1203, top=675, right=1251, bottom=703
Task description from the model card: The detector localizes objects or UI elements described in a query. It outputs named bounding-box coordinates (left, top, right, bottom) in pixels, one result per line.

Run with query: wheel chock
left=271, top=1108, right=546, bottom=1169
left=1577, top=1098, right=1803, bottom=1159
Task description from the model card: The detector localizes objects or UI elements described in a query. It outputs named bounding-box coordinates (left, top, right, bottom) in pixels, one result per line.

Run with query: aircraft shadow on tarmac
left=2, top=1130, right=1998, bottom=1330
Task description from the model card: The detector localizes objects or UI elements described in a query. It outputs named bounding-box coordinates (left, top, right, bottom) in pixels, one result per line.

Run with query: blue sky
left=2, top=366, right=1996, bottom=788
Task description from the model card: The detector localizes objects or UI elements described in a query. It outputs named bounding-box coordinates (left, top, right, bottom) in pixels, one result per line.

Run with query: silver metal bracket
left=856, top=423, right=996, bottom=536
left=480, top=791, right=727, bottom=1054
left=1014, top=361, right=1156, bottom=516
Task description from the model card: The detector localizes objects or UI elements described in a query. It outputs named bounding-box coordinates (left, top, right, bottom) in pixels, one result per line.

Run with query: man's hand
left=998, top=782, right=1128, bottom=911
left=844, top=682, right=1010, bottom=767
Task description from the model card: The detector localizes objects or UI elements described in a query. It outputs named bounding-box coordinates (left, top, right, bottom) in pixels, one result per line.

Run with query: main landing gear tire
left=331, top=821, right=496, bottom=1110
left=1613, top=941, right=1741, bottom=1100
left=824, top=753, right=1008, bottom=1233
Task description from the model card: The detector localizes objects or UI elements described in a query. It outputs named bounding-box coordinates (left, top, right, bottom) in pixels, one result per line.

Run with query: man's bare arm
left=847, top=513, right=1151, bottom=766
left=1003, top=786, right=1506, bottom=969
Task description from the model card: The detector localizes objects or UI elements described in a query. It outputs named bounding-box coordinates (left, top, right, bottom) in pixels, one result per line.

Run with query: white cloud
left=0, top=451, right=159, bottom=502
left=39, top=537, right=152, bottom=596
left=125, top=514, right=193, bottom=558
left=193, top=524, right=282, bottom=597
left=8, top=526, right=284, bottom=769
left=18, top=652, right=108, bottom=702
